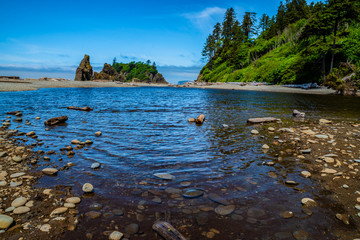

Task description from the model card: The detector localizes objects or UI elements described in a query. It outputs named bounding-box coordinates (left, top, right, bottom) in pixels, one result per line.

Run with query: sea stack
left=75, top=54, right=93, bottom=81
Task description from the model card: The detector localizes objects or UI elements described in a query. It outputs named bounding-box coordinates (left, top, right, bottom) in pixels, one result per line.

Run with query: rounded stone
left=12, top=156, right=22, bottom=163
left=183, top=189, right=204, bottom=198
left=10, top=172, right=25, bottom=178
left=11, top=197, right=27, bottom=207
left=301, top=171, right=311, bottom=178
left=85, top=211, right=101, bottom=219
left=50, top=207, right=68, bottom=217
left=301, top=198, right=317, bottom=207
left=66, top=197, right=81, bottom=204
left=280, top=211, right=294, bottom=219
left=82, top=183, right=94, bottom=193
left=154, top=173, right=175, bottom=180
left=13, top=206, right=30, bottom=214
left=0, top=215, right=14, bottom=229
left=95, top=131, right=102, bottom=137
left=262, top=144, right=270, bottom=149
left=293, top=230, right=310, bottom=240
left=251, top=129, right=259, bottom=135
left=214, top=205, right=235, bottom=216
left=42, top=168, right=58, bottom=175
left=40, top=224, right=51, bottom=232
left=64, top=203, right=75, bottom=208
left=109, top=231, right=123, bottom=240
left=91, top=163, right=101, bottom=169
left=125, top=223, right=139, bottom=235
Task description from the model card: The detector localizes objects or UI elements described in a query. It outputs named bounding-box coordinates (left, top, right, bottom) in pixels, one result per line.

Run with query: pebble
left=322, top=168, right=337, bottom=174
left=82, top=183, right=94, bottom=193
left=301, top=198, right=317, bottom=207
left=152, top=197, right=162, bottom=204
left=342, top=184, right=349, bottom=189
left=301, top=149, right=311, bottom=154
left=89, top=203, right=103, bottom=210
left=214, top=205, right=235, bottom=216
left=262, top=144, right=270, bottom=149
left=13, top=206, right=31, bottom=214
left=10, top=181, right=22, bottom=187
left=293, top=230, right=310, bottom=240
left=180, top=181, right=191, bottom=187
left=12, top=156, right=22, bottom=163
left=109, top=231, right=123, bottom=240
left=64, top=203, right=75, bottom=208
left=0, top=181, right=7, bottom=186
left=95, top=131, right=102, bottom=137
left=11, top=197, right=27, bottom=207
left=268, top=127, right=275, bottom=131
left=42, top=168, right=58, bottom=175
left=91, top=163, right=101, bottom=169
left=5, top=207, right=15, bottom=213
left=112, top=209, right=124, bottom=216
left=50, top=207, right=68, bottom=217
left=183, top=189, right=204, bottom=198
left=40, top=224, right=51, bottom=232
left=85, top=140, right=93, bottom=144
left=154, top=173, right=175, bottom=180
left=208, top=193, right=230, bottom=205
left=66, top=197, right=81, bottom=204
left=10, top=172, right=25, bottom=178
left=125, top=223, right=139, bottom=235
left=25, top=201, right=34, bottom=207
left=251, top=130, right=259, bottom=135
left=0, top=214, right=13, bottom=229
left=196, top=212, right=209, bottom=226
left=85, top=211, right=101, bottom=219
left=247, top=208, right=266, bottom=218
left=280, top=211, right=294, bottom=219
left=315, top=134, right=328, bottom=139
left=301, top=171, right=311, bottom=178
left=206, top=231, right=215, bottom=238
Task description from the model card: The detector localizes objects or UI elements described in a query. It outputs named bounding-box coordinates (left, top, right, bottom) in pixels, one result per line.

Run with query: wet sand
left=0, top=78, right=339, bottom=95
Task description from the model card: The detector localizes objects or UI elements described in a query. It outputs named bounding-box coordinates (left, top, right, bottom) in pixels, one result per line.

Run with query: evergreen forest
left=199, top=0, right=360, bottom=95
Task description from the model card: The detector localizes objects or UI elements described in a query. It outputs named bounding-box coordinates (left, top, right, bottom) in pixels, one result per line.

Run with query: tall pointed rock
left=75, top=54, right=93, bottom=81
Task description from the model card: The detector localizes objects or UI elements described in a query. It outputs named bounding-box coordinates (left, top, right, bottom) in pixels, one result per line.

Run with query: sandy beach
left=0, top=78, right=340, bottom=95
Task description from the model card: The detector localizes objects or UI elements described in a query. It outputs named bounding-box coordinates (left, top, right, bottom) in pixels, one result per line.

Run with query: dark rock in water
left=183, top=189, right=204, bottom=198
left=208, top=193, right=230, bottom=205
left=293, top=110, right=305, bottom=118
left=6, top=111, right=21, bottom=115
left=196, top=212, right=209, bottom=226
left=67, top=106, right=93, bottom=111
left=44, top=116, right=68, bottom=126
left=125, top=223, right=139, bottom=235
left=247, top=117, right=279, bottom=124
left=75, top=54, right=93, bottom=81
left=196, top=114, right=205, bottom=124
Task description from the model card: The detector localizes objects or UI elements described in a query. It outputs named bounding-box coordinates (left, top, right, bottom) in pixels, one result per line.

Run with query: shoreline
left=0, top=78, right=341, bottom=95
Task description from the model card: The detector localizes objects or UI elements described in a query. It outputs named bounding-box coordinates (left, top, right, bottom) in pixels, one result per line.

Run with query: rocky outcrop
left=93, top=64, right=126, bottom=82
left=146, top=72, right=167, bottom=84
left=75, top=55, right=93, bottom=81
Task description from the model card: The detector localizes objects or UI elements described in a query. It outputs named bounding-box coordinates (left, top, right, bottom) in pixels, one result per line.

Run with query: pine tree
left=212, top=22, right=222, bottom=53
left=276, top=1, right=287, bottom=32
left=259, top=14, right=270, bottom=33
left=222, top=8, right=237, bottom=43
left=242, top=12, right=257, bottom=40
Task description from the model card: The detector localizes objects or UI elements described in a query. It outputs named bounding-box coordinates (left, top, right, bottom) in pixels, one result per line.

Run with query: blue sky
left=0, top=0, right=316, bottom=83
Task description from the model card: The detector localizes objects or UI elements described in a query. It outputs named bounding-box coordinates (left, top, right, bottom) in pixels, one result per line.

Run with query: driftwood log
left=44, top=116, right=68, bottom=126
left=67, top=106, right=93, bottom=111
left=6, top=111, right=21, bottom=115
left=195, top=114, right=205, bottom=124
left=247, top=117, right=279, bottom=124
left=152, top=221, right=187, bottom=240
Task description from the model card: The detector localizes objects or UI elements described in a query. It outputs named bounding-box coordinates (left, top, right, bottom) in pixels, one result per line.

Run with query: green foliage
left=112, top=60, right=158, bottom=81
left=198, top=0, right=360, bottom=88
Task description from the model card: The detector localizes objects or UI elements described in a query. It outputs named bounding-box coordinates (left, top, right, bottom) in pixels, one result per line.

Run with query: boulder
left=196, top=114, right=205, bottom=124
left=293, top=110, right=305, bottom=118
left=44, top=116, right=68, bottom=126
left=75, top=55, right=93, bottom=81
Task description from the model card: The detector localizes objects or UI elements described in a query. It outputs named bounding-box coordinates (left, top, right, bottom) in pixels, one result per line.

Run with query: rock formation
left=75, top=55, right=93, bottom=81
left=93, top=63, right=126, bottom=82
left=132, top=72, right=167, bottom=84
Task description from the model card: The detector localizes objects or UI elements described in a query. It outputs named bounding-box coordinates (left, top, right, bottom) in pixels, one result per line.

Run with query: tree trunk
left=152, top=221, right=187, bottom=240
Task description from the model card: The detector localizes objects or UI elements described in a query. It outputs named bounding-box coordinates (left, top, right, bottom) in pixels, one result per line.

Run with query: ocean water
left=1, top=87, right=360, bottom=239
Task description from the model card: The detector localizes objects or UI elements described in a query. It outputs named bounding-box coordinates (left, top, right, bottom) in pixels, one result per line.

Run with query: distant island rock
left=75, top=55, right=93, bottom=81
left=93, top=63, right=126, bottom=82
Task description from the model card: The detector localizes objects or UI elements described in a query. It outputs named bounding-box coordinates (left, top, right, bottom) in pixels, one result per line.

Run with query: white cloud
left=183, top=7, right=226, bottom=34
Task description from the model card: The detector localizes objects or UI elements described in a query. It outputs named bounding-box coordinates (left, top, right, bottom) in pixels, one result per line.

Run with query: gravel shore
left=0, top=78, right=339, bottom=95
